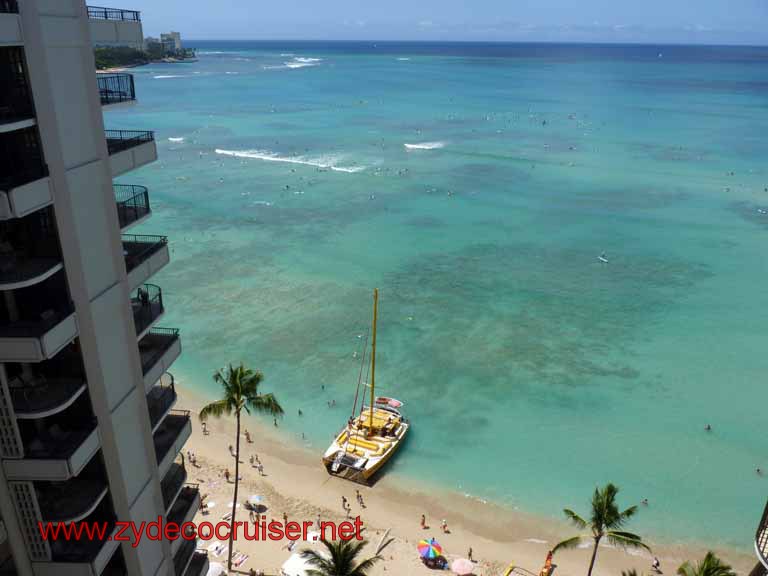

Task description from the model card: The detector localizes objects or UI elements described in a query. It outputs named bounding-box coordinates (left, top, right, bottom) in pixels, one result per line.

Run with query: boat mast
left=369, top=288, right=378, bottom=432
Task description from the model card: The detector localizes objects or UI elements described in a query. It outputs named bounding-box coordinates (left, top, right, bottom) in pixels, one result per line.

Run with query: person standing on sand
left=468, top=548, right=473, bottom=561
left=420, top=514, right=427, bottom=529
left=441, top=519, right=449, bottom=533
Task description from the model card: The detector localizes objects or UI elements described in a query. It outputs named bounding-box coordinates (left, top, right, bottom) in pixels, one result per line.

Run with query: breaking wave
left=404, top=141, right=446, bottom=150
left=215, top=149, right=364, bottom=173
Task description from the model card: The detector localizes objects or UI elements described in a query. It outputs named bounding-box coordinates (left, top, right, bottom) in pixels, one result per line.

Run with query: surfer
left=598, top=252, right=608, bottom=263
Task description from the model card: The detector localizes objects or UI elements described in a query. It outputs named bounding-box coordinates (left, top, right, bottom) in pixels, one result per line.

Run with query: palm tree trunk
left=586, top=536, right=601, bottom=576
left=228, top=410, right=241, bottom=571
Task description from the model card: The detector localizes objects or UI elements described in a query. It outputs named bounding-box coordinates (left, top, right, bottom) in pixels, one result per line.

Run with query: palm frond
left=606, top=530, right=650, bottom=551
left=249, top=391, right=284, bottom=416
left=199, top=399, right=231, bottom=421
left=563, top=508, right=588, bottom=529
left=552, top=536, right=583, bottom=553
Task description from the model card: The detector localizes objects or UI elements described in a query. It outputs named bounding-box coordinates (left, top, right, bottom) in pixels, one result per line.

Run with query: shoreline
left=176, top=384, right=756, bottom=576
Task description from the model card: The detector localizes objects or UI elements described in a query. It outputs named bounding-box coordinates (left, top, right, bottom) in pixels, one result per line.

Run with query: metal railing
left=154, top=409, right=191, bottom=465
left=173, top=537, right=196, bottom=576
left=147, top=376, right=176, bottom=429
left=105, top=130, right=154, bottom=155
left=756, top=500, right=768, bottom=570
left=0, top=127, right=48, bottom=192
left=139, top=327, right=180, bottom=375
left=161, top=459, right=187, bottom=511
left=0, top=47, right=34, bottom=122
left=87, top=5, right=140, bottom=21
left=115, top=184, right=150, bottom=228
left=96, top=73, right=135, bottom=105
left=122, top=234, right=167, bottom=272
left=168, top=484, right=200, bottom=524
left=187, top=550, right=209, bottom=576
left=0, top=301, right=74, bottom=338
left=0, top=1, right=18, bottom=14
left=131, top=283, right=163, bottom=335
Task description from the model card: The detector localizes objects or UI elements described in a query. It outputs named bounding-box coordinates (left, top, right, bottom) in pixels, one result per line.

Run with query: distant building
left=160, top=31, right=182, bottom=52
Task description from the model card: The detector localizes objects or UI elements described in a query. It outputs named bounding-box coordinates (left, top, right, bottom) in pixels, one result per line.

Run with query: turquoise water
left=107, top=42, right=768, bottom=549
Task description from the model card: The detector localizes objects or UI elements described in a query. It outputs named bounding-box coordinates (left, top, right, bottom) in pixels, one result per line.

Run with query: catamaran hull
left=322, top=422, right=409, bottom=485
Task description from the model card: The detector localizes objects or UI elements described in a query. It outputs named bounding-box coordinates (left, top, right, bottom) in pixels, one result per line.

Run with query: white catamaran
left=322, top=289, right=409, bottom=484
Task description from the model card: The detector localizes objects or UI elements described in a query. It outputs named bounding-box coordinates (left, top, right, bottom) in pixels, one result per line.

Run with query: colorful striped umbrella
left=418, top=538, right=443, bottom=559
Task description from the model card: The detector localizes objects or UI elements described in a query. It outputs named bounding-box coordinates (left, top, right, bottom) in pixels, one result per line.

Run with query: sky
left=133, top=0, right=768, bottom=45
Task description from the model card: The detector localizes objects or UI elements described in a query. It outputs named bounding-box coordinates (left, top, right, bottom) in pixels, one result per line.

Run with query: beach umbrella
left=247, top=495, right=263, bottom=506
left=417, top=538, right=443, bottom=559
left=451, top=558, right=475, bottom=575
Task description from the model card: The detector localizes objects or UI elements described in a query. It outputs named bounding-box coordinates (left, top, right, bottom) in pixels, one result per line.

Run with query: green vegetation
left=553, top=483, right=649, bottom=576
left=677, top=552, right=736, bottom=576
left=93, top=47, right=149, bottom=70
left=199, top=364, right=283, bottom=572
left=301, top=538, right=391, bottom=576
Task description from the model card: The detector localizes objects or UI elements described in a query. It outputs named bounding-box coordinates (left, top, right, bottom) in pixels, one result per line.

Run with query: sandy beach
left=175, top=387, right=755, bottom=576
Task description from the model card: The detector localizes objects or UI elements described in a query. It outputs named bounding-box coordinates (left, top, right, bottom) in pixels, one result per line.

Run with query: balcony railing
left=0, top=301, right=74, bottom=338
left=139, top=327, right=180, bottom=376
left=115, top=184, right=150, bottom=229
left=147, top=376, right=176, bottom=429
left=0, top=127, right=48, bottom=192
left=10, top=378, right=86, bottom=419
left=97, top=73, right=136, bottom=106
left=186, top=550, right=209, bottom=576
left=0, top=48, right=35, bottom=123
left=153, top=410, right=190, bottom=466
left=131, top=283, right=163, bottom=336
left=161, top=459, right=187, bottom=511
left=122, top=234, right=167, bottom=273
left=0, top=219, right=62, bottom=288
left=756, top=500, right=768, bottom=570
left=167, top=484, right=199, bottom=526
left=37, top=476, right=108, bottom=523
left=105, top=130, right=154, bottom=155
left=87, top=5, right=140, bottom=21
left=173, top=538, right=196, bottom=576
left=21, top=418, right=97, bottom=460
left=0, top=1, right=18, bottom=14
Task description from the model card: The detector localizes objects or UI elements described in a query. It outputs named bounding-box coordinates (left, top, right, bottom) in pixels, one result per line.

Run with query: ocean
left=105, top=41, right=768, bottom=550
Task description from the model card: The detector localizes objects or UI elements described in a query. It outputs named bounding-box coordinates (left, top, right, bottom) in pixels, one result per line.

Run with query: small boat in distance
left=322, top=289, right=409, bottom=484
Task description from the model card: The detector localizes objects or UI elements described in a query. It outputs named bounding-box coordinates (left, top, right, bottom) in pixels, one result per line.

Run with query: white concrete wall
left=89, top=19, right=143, bottom=49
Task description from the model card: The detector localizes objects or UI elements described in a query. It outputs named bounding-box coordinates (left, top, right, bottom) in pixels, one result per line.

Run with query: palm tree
left=301, top=537, right=389, bottom=576
left=199, top=363, right=283, bottom=571
left=553, top=483, right=649, bottom=576
left=677, top=552, right=736, bottom=576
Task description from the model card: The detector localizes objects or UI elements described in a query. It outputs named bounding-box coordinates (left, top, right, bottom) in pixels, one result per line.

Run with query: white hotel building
left=0, top=2, right=205, bottom=575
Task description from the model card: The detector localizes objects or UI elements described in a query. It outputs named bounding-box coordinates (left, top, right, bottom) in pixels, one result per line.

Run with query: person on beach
left=468, top=547, right=473, bottom=561
left=420, top=514, right=428, bottom=529
left=249, top=454, right=255, bottom=467
left=258, top=463, right=264, bottom=476
left=201, top=421, right=208, bottom=435
left=274, top=418, right=278, bottom=427
left=224, top=469, right=231, bottom=482
left=245, top=429, right=252, bottom=443
left=651, top=556, right=662, bottom=573
left=342, top=496, right=348, bottom=510
left=441, top=519, right=449, bottom=533
left=283, top=512, right=288, bottom=525
left=229, top=445, right=235, bottom=457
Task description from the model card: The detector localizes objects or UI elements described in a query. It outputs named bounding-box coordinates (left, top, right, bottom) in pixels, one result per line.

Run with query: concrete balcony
left=184, top=550, right=208, bottom=576
left=10, top=378, right=87, bottom=420
left=37, top=477, right=108, bottom=524
left=161, top=459, right=187, bottom=513
left=168, top=485, right=200, bottom=554
left=0, top=176, right=53, bottom=221
left=756, top=500, right=768, bottom=570
left=35, top=499, right=119, bottom=576
left=173, top=539, right=196, bottom=576
left=0, top=2, right=21, bottom=46
left=147, top=376, right=176, bottom=432
left=139, top=328, right=181, bottom=391
left=131, top=284, right=164, bottom=339
left=154, top=410, right=191, bottom=479
left=87, top=6, right=143, bottom=50
left=106, top=130, right=156, bottom=177
left=0, top=235, right=63, bottom=292
left=122, top=234, right=168, bottom=290
left=4, top=423, right=99, bottom=481
left=115, top=184, right=150, bottom=230
left=1, top=126, right=47, bottom=197
left=97, top=73, right=135, bottom=107
left=0, top=306, right=77, bottom=363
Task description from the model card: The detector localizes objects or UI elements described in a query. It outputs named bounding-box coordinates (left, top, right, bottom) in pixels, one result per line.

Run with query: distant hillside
left=94, top=47, right=149, bottom=70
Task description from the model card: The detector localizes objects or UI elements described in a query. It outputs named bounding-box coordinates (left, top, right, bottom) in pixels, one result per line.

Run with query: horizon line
left=175, top=38, right=768, bottom=48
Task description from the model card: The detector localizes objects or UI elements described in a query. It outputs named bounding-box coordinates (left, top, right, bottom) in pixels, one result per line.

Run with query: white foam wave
left=251, top=200, right=273, bottom=206
left=225, top=71, right=239, bottom=75
left=168, top=137, right=185, bottom=143
left=153, top=75, right=185, bottom=79
left=215, top=149, right=364, bottom=174
left=198, top=51, right=227, bottom=55
left=397, top=57, right=412, bottom=61
left=294, top=57, right=322, bottom=63
left=524, top=538, right=548, bottom=544
left=285, top=62, right=316, bottom=69
left=280, top=53, right=295, bottom=57
left=404, top=141, right=446, bottom=150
